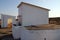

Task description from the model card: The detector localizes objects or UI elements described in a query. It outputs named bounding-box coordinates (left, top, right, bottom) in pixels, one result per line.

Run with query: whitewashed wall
left=21, top=29, right=46, bottom=40
left=12, top=26, right=22, bottom=39
left=21, top=27, right=60, bottom=40
left=18, top=5, right=22, bottom=15
left=18, top=4, right=49, bottom=26
left=46, top=29, right=60, bottom=40
left=12, top=26, right=60, bottom=40
left=1, top=14, right=16, bottom=28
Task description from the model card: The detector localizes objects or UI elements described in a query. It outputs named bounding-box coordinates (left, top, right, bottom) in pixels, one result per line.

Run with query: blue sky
left=0, top=0, right=60, bottom=17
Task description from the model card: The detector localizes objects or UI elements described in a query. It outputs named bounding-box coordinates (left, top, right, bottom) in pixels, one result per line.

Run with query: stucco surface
left=1, top=14, right=16, bottom=28
left=18, top=3, right=49, bottom=26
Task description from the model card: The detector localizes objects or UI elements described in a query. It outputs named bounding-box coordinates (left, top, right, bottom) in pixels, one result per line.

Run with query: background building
left=0, top=14, right=16, bottom=28
left=49, top=17, right=60, bottom=25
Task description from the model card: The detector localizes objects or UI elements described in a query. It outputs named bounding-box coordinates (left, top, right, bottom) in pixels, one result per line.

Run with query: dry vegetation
left=25, top=24, right=60, bottom=30
left=0, top=28, right=12, bottom=37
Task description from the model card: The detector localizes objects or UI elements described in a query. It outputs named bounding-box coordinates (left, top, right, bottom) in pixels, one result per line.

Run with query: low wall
left=12, top=26, right=22, bottom=39
left=21, top=28, right=60, bottom=40
left=12, top=26, right=60, bottom=40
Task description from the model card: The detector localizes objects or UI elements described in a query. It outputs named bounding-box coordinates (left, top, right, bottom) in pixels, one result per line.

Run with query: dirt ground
left=0, top=28, right=21, bottom=40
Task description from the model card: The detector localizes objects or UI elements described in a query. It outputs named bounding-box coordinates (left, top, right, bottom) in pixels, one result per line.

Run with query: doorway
left=7, top=18, right=12, bottom=28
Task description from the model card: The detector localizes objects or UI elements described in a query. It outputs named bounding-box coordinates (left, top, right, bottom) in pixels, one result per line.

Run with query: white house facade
left=17, top=2, right=50, bottom=26
left=1, top=14, right=16, bottom=28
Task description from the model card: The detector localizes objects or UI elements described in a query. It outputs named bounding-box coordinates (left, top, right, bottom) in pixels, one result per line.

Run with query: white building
left=12, top=2, right=60, bottom=40
left=1, top=14, right=16, bottom=28
left=12, top=2, right=50, bottom=40
left=17, top=2, right=50, bottom=26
